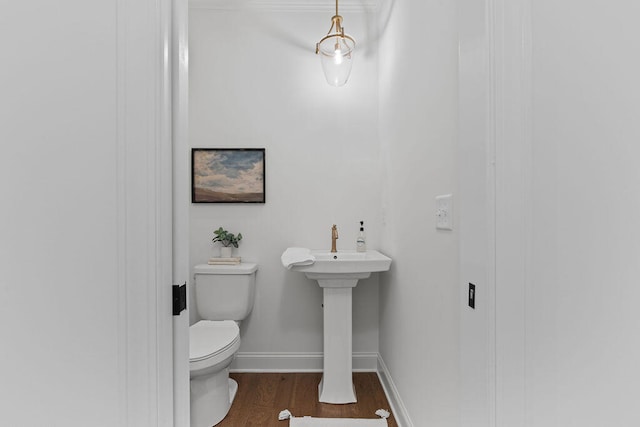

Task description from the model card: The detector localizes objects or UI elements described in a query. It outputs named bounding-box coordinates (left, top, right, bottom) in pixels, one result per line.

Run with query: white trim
left=116, top=0, right=174, bottom=424
left=116, top=1, right=128, bottom=423
left=171, top=0, right=191, bottom=426
left=156, top=0, right=175, bottom=425
left=230, top=352, right=379, bottom=372
left=376, top=355, right=413, bottom=427
left=521, top=1, right=534, bottom=424
left=486, top=1, right=498, bottom=424
left=458, top=0, right=498, bottom=424
left=492, top=0, right=532, bottom=425
left=189, top=0, right=379, bottom=12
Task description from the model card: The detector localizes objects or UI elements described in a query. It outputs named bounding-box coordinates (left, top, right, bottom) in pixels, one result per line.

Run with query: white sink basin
left=289, top=249, right=392, bottom=281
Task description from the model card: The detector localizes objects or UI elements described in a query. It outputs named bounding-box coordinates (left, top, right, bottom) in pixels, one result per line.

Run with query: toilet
left=190, top=262, right=258, bottom=427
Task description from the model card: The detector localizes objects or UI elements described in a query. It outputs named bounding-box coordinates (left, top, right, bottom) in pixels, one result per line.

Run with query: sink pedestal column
left=317, top=278, right=359, bottom=404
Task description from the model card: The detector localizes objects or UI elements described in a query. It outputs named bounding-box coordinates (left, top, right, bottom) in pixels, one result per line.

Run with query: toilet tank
left=193, top=263, right=258, bottom=321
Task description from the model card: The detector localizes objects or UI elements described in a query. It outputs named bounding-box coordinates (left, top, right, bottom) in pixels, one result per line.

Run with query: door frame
left=171, top=0, right=191, bottom=425
left=492, top=0, right=532, bottom=425
left=117, top=0, right=176, bottom=424
left=459, top=0, right=532, bottom=425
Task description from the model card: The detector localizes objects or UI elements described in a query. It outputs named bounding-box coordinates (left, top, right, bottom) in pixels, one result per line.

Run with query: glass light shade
left=317, top=36, right=355, bottom=87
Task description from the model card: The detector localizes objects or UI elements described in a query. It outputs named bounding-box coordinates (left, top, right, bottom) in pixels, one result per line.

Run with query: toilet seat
left=189, top=320, right=240, bottom=373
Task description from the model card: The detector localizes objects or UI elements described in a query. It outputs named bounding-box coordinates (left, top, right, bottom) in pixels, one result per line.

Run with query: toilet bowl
left=190, top=320, right=241, bottom=427
left=190, top=263, right=257, bottom=427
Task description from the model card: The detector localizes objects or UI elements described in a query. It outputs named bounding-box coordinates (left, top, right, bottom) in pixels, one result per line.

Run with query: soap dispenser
left=356, top=221, right=367, bottom=252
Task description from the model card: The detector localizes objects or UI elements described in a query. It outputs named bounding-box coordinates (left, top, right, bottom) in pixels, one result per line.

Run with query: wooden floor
left=215, top=372, right=397, bottom=427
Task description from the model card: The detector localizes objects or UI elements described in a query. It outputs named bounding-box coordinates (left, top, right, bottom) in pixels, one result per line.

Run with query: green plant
left=212, top=227, right=243, bottom=248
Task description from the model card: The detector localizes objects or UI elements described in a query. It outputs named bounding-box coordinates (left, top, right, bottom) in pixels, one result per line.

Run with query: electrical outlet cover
left=436, top=194, right=453, bottom=230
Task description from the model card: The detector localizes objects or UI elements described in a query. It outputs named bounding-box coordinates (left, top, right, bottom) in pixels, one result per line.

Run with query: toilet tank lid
left=194, top=262, right=258, bottom=275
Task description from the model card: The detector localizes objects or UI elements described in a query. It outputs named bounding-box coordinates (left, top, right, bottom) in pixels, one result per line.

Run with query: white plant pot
left=220, top=246, right=233, bottom=258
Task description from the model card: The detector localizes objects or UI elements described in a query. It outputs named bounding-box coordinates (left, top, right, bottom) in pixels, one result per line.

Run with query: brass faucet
left=331, top=224, right=339, bottom=253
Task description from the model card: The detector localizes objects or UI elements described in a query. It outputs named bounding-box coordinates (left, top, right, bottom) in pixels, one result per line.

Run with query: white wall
left=188, top=3, right=383, bottom=360
left=377, top=0, right=460, bottom=425
left=525, top=1, right=640, bottom=425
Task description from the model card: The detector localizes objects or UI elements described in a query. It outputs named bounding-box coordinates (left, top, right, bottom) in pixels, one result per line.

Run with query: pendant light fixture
left=315, top=0, right=356, bottom=87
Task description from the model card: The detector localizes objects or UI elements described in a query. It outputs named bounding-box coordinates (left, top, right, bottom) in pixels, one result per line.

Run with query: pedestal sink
left=284, top=249, right=392, bottom=404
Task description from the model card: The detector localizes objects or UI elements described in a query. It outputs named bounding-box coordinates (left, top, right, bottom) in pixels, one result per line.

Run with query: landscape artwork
left=192, top=148, right=265, bottom=203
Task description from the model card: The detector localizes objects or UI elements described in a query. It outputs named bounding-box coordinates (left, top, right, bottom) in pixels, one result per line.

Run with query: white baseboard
left=376, top=355, right=413, bottom=427
left=230, top=352, right=379, bottom=372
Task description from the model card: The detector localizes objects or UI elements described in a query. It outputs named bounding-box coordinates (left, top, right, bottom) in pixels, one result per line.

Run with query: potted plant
left=212, top=227, right=242, bottom=258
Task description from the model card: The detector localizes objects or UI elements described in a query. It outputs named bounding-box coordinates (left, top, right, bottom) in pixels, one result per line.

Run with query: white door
left=0, top=0, right=175, bottom=425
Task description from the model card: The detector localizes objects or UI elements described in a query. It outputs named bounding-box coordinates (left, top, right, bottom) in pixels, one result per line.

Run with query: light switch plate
left=436, top=194, right=453, bottom=230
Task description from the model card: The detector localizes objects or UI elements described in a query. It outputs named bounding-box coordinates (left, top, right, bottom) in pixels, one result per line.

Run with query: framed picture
left=192, top=148, right=265, bottom=203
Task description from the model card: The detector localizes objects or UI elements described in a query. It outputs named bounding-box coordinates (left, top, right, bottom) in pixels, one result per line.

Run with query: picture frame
left=191, top=148, right=266, bottom=203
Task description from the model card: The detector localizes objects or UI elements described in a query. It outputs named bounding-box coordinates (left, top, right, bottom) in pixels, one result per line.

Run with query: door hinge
left=468, top=283, right=476, bottom=309
left=172, top=283, right=187, bottom=316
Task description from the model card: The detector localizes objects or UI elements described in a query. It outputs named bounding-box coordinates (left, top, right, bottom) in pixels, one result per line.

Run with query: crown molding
left=189, top=0, right=380, bottom=12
